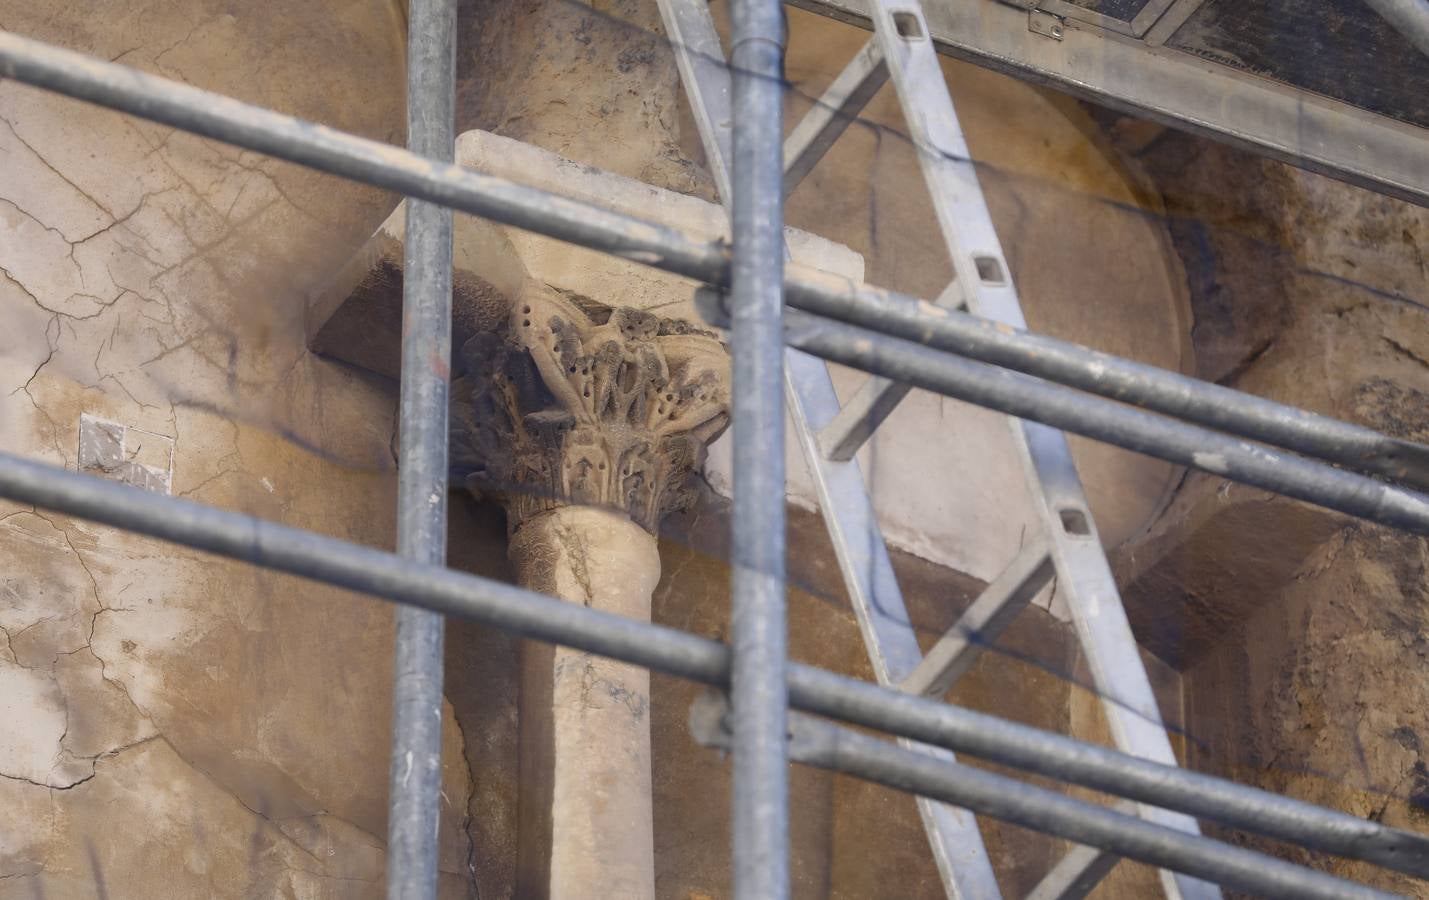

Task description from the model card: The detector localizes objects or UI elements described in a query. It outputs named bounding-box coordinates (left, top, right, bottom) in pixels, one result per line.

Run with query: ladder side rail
left=863, top=3, right=1219, bottom=897
left=657, top=2, right=1004, bottom=895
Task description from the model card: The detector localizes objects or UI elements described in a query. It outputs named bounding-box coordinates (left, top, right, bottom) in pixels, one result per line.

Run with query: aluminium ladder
left=655, top=0, right=1221, bottom=897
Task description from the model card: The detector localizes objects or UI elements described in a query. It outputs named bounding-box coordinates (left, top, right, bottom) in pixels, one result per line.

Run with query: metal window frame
left=1, top=25, right=1427, bottom=900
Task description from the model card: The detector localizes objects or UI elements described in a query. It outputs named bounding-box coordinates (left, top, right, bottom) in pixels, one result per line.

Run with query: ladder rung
left=783, top=35, right=888, bottom=198
left=817, top=376, right=912, bottom=461
left=899, top=537, right=1053, bottom=697
left=1025, top=832, right=1126, bottom=900
left=817, top=281, right=965, bottom=462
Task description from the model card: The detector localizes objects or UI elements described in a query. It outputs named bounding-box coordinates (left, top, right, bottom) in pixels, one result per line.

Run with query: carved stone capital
left=452, top=288, right=729, bottom=534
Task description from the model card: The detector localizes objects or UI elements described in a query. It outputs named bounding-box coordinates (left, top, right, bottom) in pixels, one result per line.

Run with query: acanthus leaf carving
left=452, top=287, right=729, bottom=534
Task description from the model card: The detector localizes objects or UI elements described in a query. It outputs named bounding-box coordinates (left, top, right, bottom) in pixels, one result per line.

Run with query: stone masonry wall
left=1103, top=119, right=1429, bottom=896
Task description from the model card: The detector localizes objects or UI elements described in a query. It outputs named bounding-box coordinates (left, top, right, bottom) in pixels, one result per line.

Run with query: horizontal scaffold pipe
left=2, top=29, right=1426, bottom=523
left=778, top=265, right=1429, bottom=491
left=0, top=32, right=727, bottom=286
left=689, top=697, right=1397, bottom=900
left=0, top=450, right=1425, bottom=884
left=758, top=305, right=1429, bottom=537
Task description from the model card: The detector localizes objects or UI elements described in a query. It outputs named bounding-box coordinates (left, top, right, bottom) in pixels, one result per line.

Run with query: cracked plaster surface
left=0, top=1, right=476, bottom=896
left=2, top=1, right=1421, bottom=898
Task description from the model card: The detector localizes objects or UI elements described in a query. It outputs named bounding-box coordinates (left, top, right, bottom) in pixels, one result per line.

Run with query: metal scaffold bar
left=688, top=698, right=1399, bottom=900
left=4, top=29, right=1426, bottom=512
left=694, top=293, right=1429, bottom=537
left=1, top=449, right=1427, bottom=884
left=0, top=31, right=725, bottom=284
left=727, top=0, right=792, bottom=896
left=4, top=28, right=1429, bottom=896
left=813, top=280, right=962, bottom=463
left=385, top=2, right=457, bottom=898
left=759, top=307, right=1429, bottom=537
left=656, top=2, right=1003, bottom=891
left=6, top=26, right=1425, bottom=535
left=778, top=269, right=1429, bottom=490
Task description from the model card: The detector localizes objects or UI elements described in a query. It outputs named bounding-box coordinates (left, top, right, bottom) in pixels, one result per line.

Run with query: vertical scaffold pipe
left=728, top=0, right=791, bottom=897
left=386, top=1, right=457, bottom=897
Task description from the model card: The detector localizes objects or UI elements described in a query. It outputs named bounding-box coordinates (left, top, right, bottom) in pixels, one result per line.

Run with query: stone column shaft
left=509, top=507, right=661, bottom=899
left=453, top=286, right=729, bottom=898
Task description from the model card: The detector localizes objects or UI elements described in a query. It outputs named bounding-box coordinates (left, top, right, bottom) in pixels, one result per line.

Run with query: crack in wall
left=0, top=117, right=119, bottom=227
left=445, top=700, right=484, bottom=900
left=0, top=509, right=163, bottom=790
left=1383, top=336, right=1429, bottom=371
left=555, top=654, right=649, bottom=721
left=0, top=624, right=16, bottom=664
left=0, top=511, right=411, bottom=880
left=552, top=522, right=595, bottom=607
left=1, top=734, right=160, bottom=793
left=0, top=10, right=419, bottom=894
left=2, top=730, right=395, bottom=887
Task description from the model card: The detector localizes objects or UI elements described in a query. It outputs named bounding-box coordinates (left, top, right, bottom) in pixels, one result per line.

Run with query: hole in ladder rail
left=892, top=11, right=925, bottom=40
left=1059, top=508, right=1092, bottom=537
left=974, top=255, right=1006, bottom=285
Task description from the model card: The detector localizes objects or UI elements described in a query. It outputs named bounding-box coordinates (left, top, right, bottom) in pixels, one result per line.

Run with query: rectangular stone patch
left=78, top=413, right=173, bottom=495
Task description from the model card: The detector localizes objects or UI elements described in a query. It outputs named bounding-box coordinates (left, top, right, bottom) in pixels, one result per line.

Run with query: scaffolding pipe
left=0, top=32, right=724, bottom=285
left=385, top=2, right=456, bottom=898
left=4, top=29, right=1426, bottom=507
left=795, top=728, right=1395, bottom=900
left=689, top=698, right=1398, bottom=900
left=2, top=450, right=1426, bottom=884
left=4, top=29, right=1429, bottom=890
left=777, top=269, right=1429, bottom=490
left=760, top=308, right=1429, bottom=535
left=728, top=1, right=791, bottom=897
